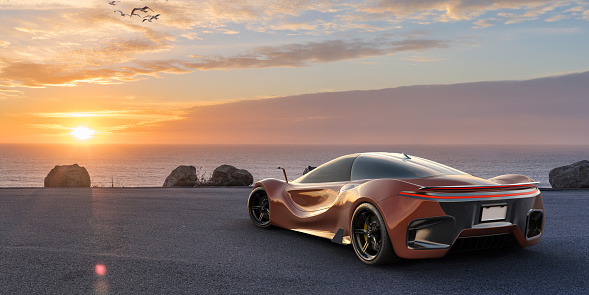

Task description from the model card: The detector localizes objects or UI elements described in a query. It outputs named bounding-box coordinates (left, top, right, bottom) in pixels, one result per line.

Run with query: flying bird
left=108, top=1, right=120, bottom=5
left=143, top=14, right=161, bottom=22
left=131, top=6, right=154, bottom=15
left=114, top=10, right=125, bottom=17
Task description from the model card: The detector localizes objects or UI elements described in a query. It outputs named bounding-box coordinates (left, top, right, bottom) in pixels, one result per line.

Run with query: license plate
left=481, top=205, right=507, bottom=222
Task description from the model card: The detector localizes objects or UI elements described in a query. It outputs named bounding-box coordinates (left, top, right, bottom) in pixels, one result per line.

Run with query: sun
left=70, top=126, right=97, bottom=140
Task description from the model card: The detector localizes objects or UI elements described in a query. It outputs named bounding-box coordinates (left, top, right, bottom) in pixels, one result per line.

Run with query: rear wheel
left=248, top=187, right=271, bottom=228
left=351, top=203, right=398, bottom=264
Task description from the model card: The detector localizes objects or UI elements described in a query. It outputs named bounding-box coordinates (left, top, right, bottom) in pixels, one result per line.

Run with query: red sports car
left=247, top=152, right=544, bottom=264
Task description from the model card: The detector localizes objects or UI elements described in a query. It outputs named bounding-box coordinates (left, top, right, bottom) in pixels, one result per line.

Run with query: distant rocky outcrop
left=549, top=160, right=589, bottom=188
left=163, top=165, right=197, bottom=187
left=210, top=165, right=253, bottom=186
left=44, top=164, right=91, bottom=187
left=303, top=166, right=316, bottom=175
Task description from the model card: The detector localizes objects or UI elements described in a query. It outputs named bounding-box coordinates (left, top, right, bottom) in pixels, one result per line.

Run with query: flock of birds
left=108, top=1, right=164, bottom=23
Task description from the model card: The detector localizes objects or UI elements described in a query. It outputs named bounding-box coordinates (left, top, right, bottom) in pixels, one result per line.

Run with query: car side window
left=295, top=155, right=357, bottom=183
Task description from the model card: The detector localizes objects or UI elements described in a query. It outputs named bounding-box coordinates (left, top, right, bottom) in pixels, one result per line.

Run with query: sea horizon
left=1, top=143, right=588, bottom=188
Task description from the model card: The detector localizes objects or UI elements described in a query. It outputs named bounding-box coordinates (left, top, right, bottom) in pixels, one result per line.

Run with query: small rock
left=163, top=165, right=197, bottom=187
left=44, top=164, right=91, bottom=187
left=210, top=165, right=253, bottom=186
left=303, top=166, right=316, bottom=175
left=549, top=160, right=589, bottom=188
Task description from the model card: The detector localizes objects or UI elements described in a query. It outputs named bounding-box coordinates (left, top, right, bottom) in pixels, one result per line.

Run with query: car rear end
left=378, top=182, right=544, bottom=259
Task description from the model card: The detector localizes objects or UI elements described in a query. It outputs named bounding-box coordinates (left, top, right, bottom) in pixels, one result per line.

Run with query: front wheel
left=351, top=203, right=398, bottom=264
left=247, top=187, right=271, bottom=228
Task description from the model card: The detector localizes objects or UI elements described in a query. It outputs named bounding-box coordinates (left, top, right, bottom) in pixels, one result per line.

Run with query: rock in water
left=549, top=160, right=589, bottom=188
left=44, top=164, right=91, bottom=187
left=163, top=165, right=197, bottom=187
left=210, top=165, right=253, bottom=186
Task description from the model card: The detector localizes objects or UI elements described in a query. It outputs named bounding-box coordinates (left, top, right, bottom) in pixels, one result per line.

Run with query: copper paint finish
left=253, top=173, right=543, bottom=259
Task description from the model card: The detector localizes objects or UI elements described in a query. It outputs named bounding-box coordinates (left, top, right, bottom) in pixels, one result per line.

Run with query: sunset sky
left=1, top=0, right=588, bottom=144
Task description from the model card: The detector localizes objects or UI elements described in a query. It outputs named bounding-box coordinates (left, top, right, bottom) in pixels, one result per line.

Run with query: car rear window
left=351, top=154, right=465, bottom=180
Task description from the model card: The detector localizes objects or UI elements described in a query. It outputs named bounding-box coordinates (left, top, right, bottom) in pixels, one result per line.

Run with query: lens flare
left=95, top=264, right=107, bottom=276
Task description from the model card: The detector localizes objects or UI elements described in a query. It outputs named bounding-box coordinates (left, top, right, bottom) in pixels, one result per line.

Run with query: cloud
left=220, top=29, right=240, bottom=35
left=0, top=6, right=179, bottom=89
left=564, top=6, right=585, bottom=13
left=149, top=71, right=589, bottom=145
left=184, top=38, right=449, bottom=70
left=1, top=0, right=584, bottom=94
left=0, top=37, right=448, bottom=88
left=29, top=109, right=186, bottom=136
left=259, top=19, right=402, bottom=35
left=358, top=0, right=578, bottom=24
left=0, top=1, right=93, bottom=9
left=0, top=60, right=190, bottom=88
left=181, top=33, right=202, bottom=40
left=27, top=124, right=71, bottom=130
left=473, top=19, right=496, bottom=28
left=33, top=110, right=184, bottom=121
left=518, top=27, right=583, bottom=34
left=402, top=55, right=447, bottom=62
left=0, top=88, right=24, bottom=100
left=545, top=14, right=567, bottom=22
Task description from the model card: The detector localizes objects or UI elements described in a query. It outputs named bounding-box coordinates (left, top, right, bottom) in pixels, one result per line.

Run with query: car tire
left=351, top=203, right=399, bottom=265
left=247, top=187, right=271, bottom=228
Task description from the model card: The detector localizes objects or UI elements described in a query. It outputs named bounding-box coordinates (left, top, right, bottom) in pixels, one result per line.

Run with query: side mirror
left=277, top=167, right=288, bottom=183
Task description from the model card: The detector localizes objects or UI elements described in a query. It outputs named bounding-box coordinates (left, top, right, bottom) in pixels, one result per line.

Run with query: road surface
left=0, top=188, right=587, bottom=294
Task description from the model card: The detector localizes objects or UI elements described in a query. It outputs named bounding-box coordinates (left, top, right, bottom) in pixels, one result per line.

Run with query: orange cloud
left=0, top=37, right=447, bottom=88
left=22, top=109, right=186, bottom=143
left=0, top=88, right=24, bottom=100
left=0, top=59, right=192, bottom=88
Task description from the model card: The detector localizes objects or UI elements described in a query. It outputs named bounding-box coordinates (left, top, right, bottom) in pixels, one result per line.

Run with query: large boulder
left=163, top=165, right=197, bottom=187
left=44, top=164, right=91, bottom=187
left=210, top=165, right=253, bottom=186
left=549, top=160, right=589, bottom=188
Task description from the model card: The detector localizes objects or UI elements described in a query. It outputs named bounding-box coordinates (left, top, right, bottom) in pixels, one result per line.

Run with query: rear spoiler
left=418, top=182, right=539, bottom=191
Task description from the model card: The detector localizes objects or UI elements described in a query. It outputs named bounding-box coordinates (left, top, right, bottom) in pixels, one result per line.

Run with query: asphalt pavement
left=0, top=187, right=587, bottom=294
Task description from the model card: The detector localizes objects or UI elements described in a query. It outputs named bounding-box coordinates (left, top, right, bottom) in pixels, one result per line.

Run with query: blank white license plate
left=481, top=205, right=507, bottom=222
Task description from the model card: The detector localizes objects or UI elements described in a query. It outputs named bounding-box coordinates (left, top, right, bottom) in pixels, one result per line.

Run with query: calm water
left=0, top=144, right=587, bottom=188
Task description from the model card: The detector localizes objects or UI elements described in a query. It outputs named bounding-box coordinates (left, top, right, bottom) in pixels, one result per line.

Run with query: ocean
left=0, top=144, right=587, bottom=188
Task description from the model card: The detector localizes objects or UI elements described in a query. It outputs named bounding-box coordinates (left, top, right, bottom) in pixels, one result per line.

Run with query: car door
left=286, top=155, right=357, bottom=212
left=286, top=181, right=347, bottom=212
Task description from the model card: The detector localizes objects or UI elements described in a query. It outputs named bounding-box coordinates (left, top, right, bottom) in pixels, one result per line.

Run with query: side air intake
left=526, top=210, right=543, bottom=239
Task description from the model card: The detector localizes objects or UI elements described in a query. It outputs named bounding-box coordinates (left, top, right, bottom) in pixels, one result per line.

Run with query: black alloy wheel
left=351, top=203, right=398, bottom=264
left=248, top=187, right=271, bottom=228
